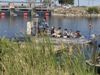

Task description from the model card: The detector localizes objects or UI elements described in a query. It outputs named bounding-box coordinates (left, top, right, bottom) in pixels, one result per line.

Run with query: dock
left=0, top=1, right=52, bottom=16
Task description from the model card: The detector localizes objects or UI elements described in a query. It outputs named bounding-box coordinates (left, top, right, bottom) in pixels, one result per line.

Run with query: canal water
left=49, top=16, right=100, bottom=39
left=0, top=16, right=100, bottom=39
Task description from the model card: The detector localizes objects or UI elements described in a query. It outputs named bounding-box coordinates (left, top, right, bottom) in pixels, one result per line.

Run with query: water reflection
left=0, top=16, right=5, bottom=19
left=9, top=16, right=16, bottom=26
left=0, top=16, right=29, bottom=38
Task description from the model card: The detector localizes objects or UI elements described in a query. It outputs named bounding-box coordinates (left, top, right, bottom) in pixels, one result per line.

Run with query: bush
left=87, top=7, right=99, bottom=14
left=59, top=0, right=74, bottom=5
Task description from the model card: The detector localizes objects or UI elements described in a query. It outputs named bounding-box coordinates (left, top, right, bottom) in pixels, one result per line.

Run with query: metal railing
left=0, top=1, right=51, bottom=9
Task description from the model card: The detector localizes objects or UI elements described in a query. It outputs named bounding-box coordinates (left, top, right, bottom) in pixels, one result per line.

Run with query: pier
left=0, top=1, right=52, bottom=16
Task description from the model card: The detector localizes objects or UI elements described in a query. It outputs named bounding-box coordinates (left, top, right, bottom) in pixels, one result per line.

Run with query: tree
left=87, top=7, right=99, bottom=14
left=43, top=0, right=51, bottom=4
left=43, top=0, right=50, bottom=6
left=59, top=0, right=74, bottom=5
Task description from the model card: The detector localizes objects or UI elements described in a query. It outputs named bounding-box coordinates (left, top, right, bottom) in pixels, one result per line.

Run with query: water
left=0, top=16, right=30, bottom=38
left=0, top=16, right=100, bottom=38
left=49, top=16, right=100, bottom=39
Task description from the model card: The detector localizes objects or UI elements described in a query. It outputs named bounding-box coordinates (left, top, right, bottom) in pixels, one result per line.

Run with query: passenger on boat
left=56, top=27, right=62, bottom=38
left=63, top=29, right=68, bottom=38
left=51, top=27, right=55, bottom=35
left=91, top=34, right=96, bottom=39
left=75, top=31, right=82, bottom=38
left=89, top=34, right=97, bottom=45
left=50, top=27, right=57, bottom=37
left=68, top=29, right=73, bottom=38
left=51, top=27, right=62, bottom=38
left=70, top=32, right=76, bottom=38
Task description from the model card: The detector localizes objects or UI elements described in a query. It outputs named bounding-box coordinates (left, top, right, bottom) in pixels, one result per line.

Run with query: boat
left=86, top=35, right=100, bottom=74
left=50, top=37, right=88, bottom=45
left=86, top=58, right=100, bottom=74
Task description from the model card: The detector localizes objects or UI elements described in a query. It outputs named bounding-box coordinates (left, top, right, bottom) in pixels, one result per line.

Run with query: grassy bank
left=0, top=37, right=95, bottom=75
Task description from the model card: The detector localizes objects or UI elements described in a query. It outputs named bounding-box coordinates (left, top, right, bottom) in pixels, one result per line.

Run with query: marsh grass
left=0, top=36, right=95, bottom=75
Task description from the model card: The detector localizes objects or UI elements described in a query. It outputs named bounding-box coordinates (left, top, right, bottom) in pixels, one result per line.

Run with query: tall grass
left=0, top=36, right=95, bottom=75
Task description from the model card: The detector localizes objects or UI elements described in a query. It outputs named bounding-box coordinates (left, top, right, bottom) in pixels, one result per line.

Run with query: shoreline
left=52, top=13, right=100, bottom=17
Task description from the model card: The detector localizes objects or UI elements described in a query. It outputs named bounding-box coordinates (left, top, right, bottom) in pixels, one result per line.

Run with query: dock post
left=27, top=21, right=32, bottom=35
left=35, top=15, right=39, bottom=37
left=32, top=13, right=39, bottom=36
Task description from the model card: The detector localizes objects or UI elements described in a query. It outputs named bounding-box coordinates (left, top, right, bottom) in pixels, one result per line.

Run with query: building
left=0, top=0, right=60, bottom=8
left=0, top=0, right=45, bottom=8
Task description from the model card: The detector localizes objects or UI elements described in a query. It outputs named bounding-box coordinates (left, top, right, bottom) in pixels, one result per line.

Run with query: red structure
left=1, top=12, right=5, bottom=16
left=45, top=11, right=49, bottom=16
left=23, top=12, right=28, bottom=16
left=44, top=11, right=49, bottom=21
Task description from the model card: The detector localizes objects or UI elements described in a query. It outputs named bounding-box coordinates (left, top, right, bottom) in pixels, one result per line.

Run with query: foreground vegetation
left=0, top=37, right=95, bottom=75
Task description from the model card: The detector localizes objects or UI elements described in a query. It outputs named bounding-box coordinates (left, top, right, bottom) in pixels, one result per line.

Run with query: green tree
left=87, top=7, right=99, bottom=14
left=59, top=0, right=74, bottom=5
left=43, top=0, right=50, bottom=6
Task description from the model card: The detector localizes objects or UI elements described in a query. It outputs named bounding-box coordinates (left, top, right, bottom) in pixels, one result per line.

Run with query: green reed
left=0, top=36, right=95, bottom=75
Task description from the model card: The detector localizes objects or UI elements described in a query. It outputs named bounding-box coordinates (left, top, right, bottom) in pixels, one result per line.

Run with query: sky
left=74, top=0, right=100, bottom=6
left=0, top=0, right=100, bottom=6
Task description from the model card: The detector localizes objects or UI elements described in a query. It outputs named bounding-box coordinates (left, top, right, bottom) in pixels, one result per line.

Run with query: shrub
left=87, top=7, right=99, bottom=14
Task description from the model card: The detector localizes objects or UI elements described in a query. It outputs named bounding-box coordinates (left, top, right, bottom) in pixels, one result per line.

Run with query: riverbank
left=52, top=7, right=100, bottom=17
left=52, top=13, right=100, bottom=17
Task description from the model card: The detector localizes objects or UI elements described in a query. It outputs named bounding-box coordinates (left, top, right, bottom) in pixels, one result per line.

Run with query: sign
left=27, top=21, right=32, bottom=35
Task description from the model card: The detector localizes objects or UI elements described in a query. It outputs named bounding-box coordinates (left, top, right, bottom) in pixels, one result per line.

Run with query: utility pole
left=78, top=0, right=79, bottom=7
